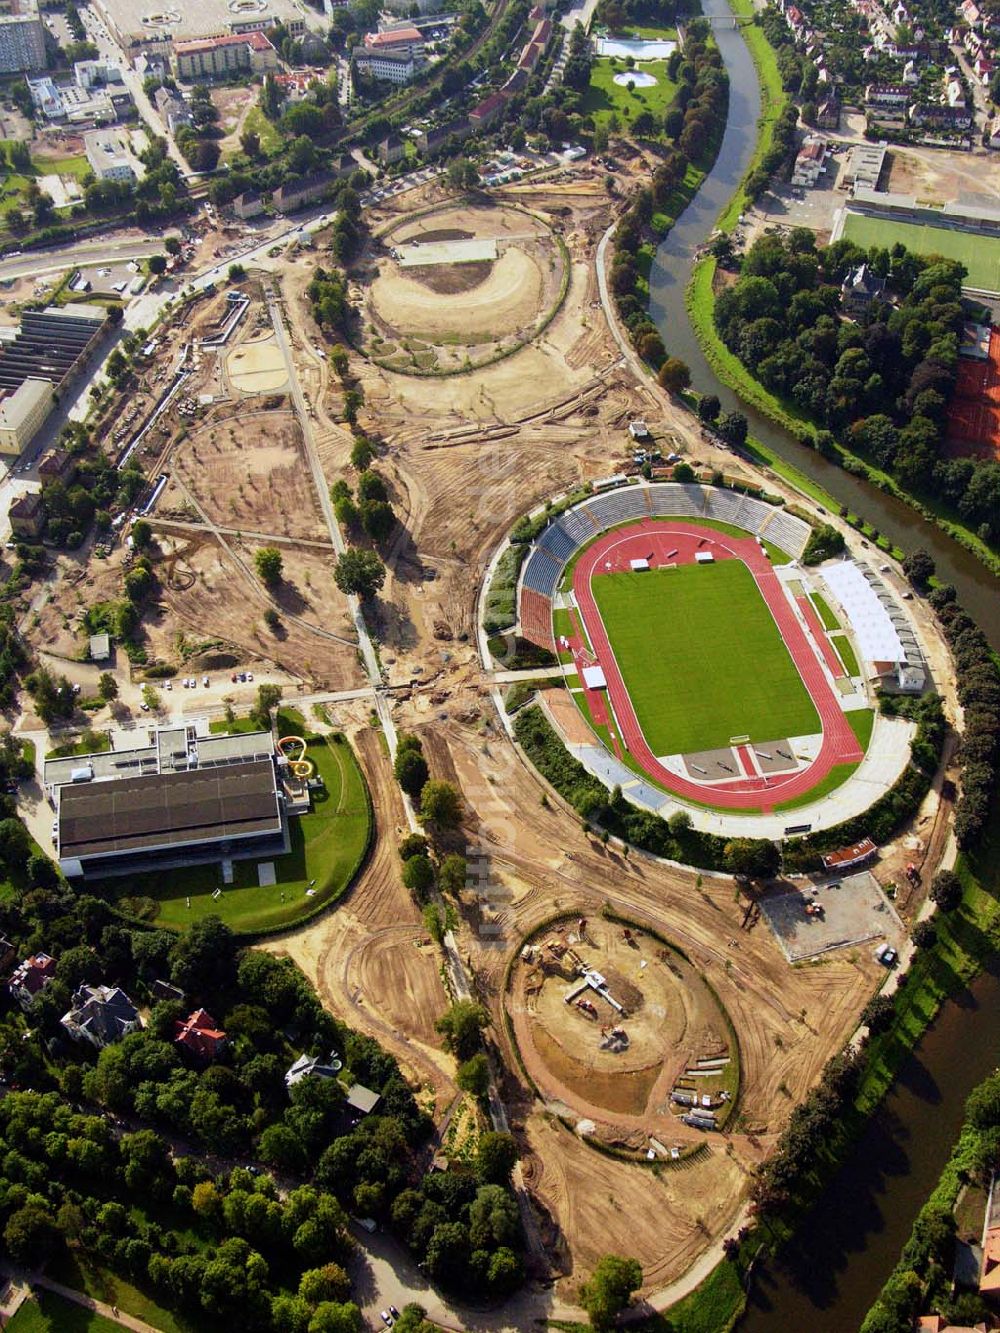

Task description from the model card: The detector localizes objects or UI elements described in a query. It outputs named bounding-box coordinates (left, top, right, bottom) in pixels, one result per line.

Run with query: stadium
left=494, top=481, right=927, bottom=836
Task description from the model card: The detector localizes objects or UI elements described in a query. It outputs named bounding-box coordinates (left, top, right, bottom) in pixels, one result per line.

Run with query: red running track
left=571, top=520, right=864, bottom=812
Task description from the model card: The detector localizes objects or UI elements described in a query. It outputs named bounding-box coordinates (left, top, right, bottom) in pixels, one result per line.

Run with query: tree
left=902, top=548, right=935, bottom=590
left=438, top=853, right=467, bottom=895
left=401, top=854, right=435, bottom=897
left=476, top=1130, right=517, bottom=1185
left=668, top=810, right=691, bottom=836
left=698, top=394, right=721, bottom=423
left=252, top=683, right=282, bottom=729
left=673, top=461, right=695, bottom=483
left=98, top=672, right=118, bottom=701
left=723, top=838, right=779, bottom=879
left=456, top=1052, right=490, bottom=1099
left=333, top=548, right=385, bottom=601
left=436, top=1000, right=489, bottom=1061
left=394, top=747, right=429, bottom=799
left=658, top=357, right=691, bottom=394
left=716, top=411, right=748, bottom=448
left=255, top=547, right=284, bottom=586
left=148, top=254, right=167, bottom=275
left=579, top=1254, right=643, bottom=1330
left=912, top=920, right=937, bottom=949
left=5, top=1204, right=60, bottom=1266
left=131, top=518, right=152, bottom=549
left=398, top=832, right=429, bottom=860
left=307, top=1302, right=362, bottom=1333
left=930, top=869, right=962, bottom=911
left=861, top=993, right=894, bottom=1035
left=299, top=1264, right=351, bottom=1306
left=350, top=438, right=375, bottom=471
left=420, top=780, right=462, bottom=829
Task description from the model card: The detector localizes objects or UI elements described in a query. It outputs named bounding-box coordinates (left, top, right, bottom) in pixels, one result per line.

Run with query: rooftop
left=96, top=0, right=305, bottom=47
left=57, top=757, right=282, bottom=861
left=44, top=724, right=274, bottom=788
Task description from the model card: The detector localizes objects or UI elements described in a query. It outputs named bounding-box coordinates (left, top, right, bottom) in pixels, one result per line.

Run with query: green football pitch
left=589, top=561, right=820, bottom=755
left=841, top=213, right=1000, bottom=292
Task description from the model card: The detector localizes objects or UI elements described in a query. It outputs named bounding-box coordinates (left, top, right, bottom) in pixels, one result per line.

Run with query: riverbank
left=670, top=820, right=1000, bottom=1333
left=715, top=0, right=786, bottom=233
left=686, top=254, right=1000, bottom=578
left=681, top=6, right=1000, bottom=579
left=859, top=1001, right=1000, bottom=1333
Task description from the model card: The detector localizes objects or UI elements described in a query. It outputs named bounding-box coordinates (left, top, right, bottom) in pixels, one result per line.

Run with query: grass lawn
left=35, top=153, right=90, bottom=179
left=842, top=212, right=1000, bottom=291
left=108, top=730, right=371, bottom=935
left=7, top=1293, right=126, bottom=1333
left=236, top=105, right=282, bottom=158
left=589, top=560, right=820, bottom=755
left=848, top=707, right=875, bottom=750
left=810, top=591, right=840, bottom=631
left=831, top=631, right=860, bottom=676
left=52, top=1250, right=197, bottom=1333
left=46, top=733, right=110, bottom=759
left=581, top=56, right=678, bottom=131
left=208, top=715, right=260, bottom=734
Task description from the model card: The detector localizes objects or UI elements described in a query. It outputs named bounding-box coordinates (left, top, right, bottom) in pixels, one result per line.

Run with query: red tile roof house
left=8, top=953, right=57, bottom=1010
left=175, top=1008, right=227, bottom=1061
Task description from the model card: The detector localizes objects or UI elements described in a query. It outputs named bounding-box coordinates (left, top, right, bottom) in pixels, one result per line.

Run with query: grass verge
left=831, top=632, right=860, bottom=677
left=106, top=730, right=371, bottom=936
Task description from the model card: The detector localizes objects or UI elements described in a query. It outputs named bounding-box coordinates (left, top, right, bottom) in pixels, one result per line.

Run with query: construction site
left=11, top=162, right=944, bottom=1309
left=510, top=916, right=738, bottom=1135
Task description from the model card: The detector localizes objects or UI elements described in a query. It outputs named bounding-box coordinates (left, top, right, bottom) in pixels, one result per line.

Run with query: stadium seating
left=520, top=587, right=554, bottom=651
left=522, top=546, right=562, bottom=598
left=582, top=487, right=649, bottom=529
left=759, top=508, right=811, bottom=559
left=648, top=483, right=705, bottom=516
left=537, top=520, right=579, bottom=565
left=558, top=506, right=598, bottom=546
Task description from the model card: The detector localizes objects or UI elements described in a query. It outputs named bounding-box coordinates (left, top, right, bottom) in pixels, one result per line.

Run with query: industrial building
left=0, top=305, right=106, bottom=457
left=0, top=0, right=45, bottom=75
left=46, top=725, right=291, bottom=880
left=92, top=0, right=304, bottom=57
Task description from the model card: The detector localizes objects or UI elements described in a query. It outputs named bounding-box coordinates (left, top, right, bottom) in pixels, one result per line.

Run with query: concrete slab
left=760, top=869, right=905, bottom=963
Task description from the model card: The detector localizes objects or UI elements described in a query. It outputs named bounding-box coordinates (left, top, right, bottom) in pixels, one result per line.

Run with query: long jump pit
left=227, top=334, right=289, bottom=395
left=363, top=201, right=567, bottom=374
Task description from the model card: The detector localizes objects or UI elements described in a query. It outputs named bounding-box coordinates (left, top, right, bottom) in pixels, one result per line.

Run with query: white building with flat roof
left=84, top=127, right=145, bottom=183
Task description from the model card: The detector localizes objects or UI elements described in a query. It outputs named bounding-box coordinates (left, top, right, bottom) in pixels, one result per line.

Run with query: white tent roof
left=820, top=562, right=904, bottom=664
left=582, top=665, right=607, bottom=690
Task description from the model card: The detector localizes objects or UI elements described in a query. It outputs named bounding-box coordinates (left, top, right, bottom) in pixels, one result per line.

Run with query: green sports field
left=590, top=561, right=820, bottom=754
left=841, top=213, right=1000, bottom=291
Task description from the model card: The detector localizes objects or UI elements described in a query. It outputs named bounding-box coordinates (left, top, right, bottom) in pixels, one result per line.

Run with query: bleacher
left=582, top=488, right=649, bottom=529
left=761, top=507, right=811, bottom=558
left=521, top=546, right=562, bottom=598
left=538, top=519, right=581, bottom=565
left=648, top=484, right=705, bottom=517
left=702, top=487, right=744, bottom=525
left=557, top=505, right=598, bottom=547
left=520, top=587, right=554, bottom=651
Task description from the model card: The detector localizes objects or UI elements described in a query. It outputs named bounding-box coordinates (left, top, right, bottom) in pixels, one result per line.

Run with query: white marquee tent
left=820, top=562, right=904, bottom=665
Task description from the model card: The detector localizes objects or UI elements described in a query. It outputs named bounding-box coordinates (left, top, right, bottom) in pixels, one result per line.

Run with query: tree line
left=715, top=230, right=1000, bottom=547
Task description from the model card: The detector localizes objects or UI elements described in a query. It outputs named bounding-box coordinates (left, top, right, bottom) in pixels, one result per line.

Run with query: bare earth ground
left=256, top=174, right=888, bottom=1301
left=26, top=171, right=947, bottom=1303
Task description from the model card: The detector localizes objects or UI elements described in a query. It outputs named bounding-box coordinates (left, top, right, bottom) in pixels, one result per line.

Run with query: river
left=643, top=3, right=1000, bottom=1326
left=645, top=0, right=1000, bottom=647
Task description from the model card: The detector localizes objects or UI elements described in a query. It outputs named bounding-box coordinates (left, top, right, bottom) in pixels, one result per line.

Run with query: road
left=79, top=3, right=194, bottom=181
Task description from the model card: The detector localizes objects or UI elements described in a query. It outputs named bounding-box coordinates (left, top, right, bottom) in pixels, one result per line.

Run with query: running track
left=571, top=521, right=863, bottom=812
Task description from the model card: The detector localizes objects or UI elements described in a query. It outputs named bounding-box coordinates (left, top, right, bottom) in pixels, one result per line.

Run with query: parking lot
left=760, top=869, right=905, bottom=962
